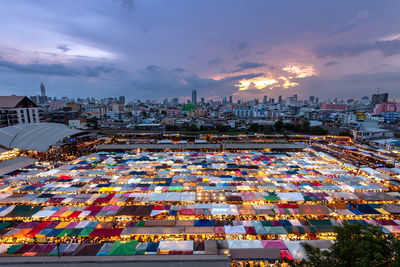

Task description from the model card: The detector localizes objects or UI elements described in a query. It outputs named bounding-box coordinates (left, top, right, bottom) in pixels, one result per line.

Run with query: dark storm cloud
left=128, top=65, right=264, bottom=99
left=1, top=0, right=400, bottom=99
left=297, top=71, right=400, bottom=99
left=56, top=44, right=70, bottom=53
left=0, top=59, right=118, bottom=77
left=315, top=38, right=400, bottom=58
left=229, top=61, right=267, bottom=73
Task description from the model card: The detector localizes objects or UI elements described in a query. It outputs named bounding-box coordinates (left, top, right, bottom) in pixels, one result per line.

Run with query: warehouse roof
left=0, top=123, right=83, bottom=152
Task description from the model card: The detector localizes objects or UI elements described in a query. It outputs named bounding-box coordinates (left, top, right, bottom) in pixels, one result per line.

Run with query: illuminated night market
left=0, top=123, right=398, bottom=266
left=2, top=1, right=400, bottom=266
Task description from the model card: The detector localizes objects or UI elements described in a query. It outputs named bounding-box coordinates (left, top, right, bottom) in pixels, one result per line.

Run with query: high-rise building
left=222, top=97, right=227, bottom=105
left=309, top=96, right=315, bottom=104
left=229, top=96, right=233, bottom=103
left=263, top=95, right=267, bottom=104
left=293, top=94, right=298, bottom=102
left=201, top=98, right=205, bottom=104
left=315, top=97, right=319, bottom=104
left=119, top=96, right=125, bottom=104
left=278, top=95, right=282, bottom=104
left=172, top=98, right=179, bottom=104
left=371, top=93, right=388, bottom=105
left=192, top=90, right=197, bottom=104
left=40, top=82, right=46, bottom=97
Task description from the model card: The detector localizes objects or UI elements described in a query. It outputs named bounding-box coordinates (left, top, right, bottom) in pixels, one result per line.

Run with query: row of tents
left=0, top=239, right=333, bottom=260
left=0, top=202, right=399, bottom=219
left=2, top=218, right=400, bottom=240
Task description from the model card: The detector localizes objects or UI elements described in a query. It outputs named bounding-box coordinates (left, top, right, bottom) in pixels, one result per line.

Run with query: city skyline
left=1, top=0, right=400, bottom=100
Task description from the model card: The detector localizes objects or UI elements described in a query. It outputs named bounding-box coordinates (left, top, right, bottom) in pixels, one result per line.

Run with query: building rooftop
left=0, top=123, right=83, bottom=152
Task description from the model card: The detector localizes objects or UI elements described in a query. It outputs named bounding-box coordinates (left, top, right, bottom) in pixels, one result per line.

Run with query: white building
left=0, top=96, right=41, bottom=127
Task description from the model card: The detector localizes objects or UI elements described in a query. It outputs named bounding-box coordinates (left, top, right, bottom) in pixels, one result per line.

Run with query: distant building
left=321, top=103, right=347, bottom=111
left=119, top=96, right=125, bottom=104
left=309, top=96, right=315, bottom=104
left=172, top=98, right=179, bottom=105
left=360, top=96, right=370, bottom=105
left=373, top=102, right=400, bottom=114
left=0, top=96, right=40, bottom=127
left=192, top=90, right=197, bottom=104
left=371, top=93, right=388, bottom=105
left=263, top=95, right=267, bottom=104
left=229, top=96, right=233, bottom=103
left=234, top=108, right=253, bottom=118
left=352, top=127, right=393, bottom=142
left=40, top=82, right=46, bottom=97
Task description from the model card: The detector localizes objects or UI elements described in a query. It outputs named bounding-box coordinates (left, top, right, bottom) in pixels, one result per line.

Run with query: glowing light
left=278, top=76, right=298, bottom=87
left=282, top=65, right=315, bottom=78
left=235, top=77, right=277, bottom=91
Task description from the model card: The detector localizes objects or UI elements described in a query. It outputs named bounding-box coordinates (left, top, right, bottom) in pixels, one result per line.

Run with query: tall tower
left=40, top=82, right=46, bottom=97
left=192, top=90, right=197, bottom=104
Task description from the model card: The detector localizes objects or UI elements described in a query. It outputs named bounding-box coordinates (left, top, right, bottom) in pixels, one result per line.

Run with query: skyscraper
left=119, top=96, right=125, bottom=104
left=192, top=90, right=197, bottom=104
left=263, top=95, right=267, bottom=104
left=40, top=82, right=46, bottom=97
left=371, top=93, right=388, bottom=105
left=229, top=96, right=233, bottom=103
left=309, top=96, right=315, bottom=104
left=278, top=95, right=282, bottom=104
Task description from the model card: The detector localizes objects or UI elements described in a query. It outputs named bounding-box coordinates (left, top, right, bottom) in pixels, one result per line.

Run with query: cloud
left=0, top=59, right=118, bottom=77
left=172, top=67, right=185, bottom=73
left=324, top=61, right=338, bottom=66
left=228, top=61, right=267, bottom=73
left=127, top=65, right=266, bottom=99
left=56, top=44, right=70, bottom=53
left=231, top=41, right=249, bottom=51
left=315, top=38, right=400, bottom=58
left=331, top=10, right=369, bottom=34
left=283, top=71, right=400, bottom=100
left=208, top=57, right=223, bottom=66
left=113, top=0, right=135, bottom=10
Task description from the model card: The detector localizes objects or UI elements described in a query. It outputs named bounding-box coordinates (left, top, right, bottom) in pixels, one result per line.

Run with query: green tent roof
left=108, top=240, right=138, bottom=256
left=78, top=227, right=94, bottom=237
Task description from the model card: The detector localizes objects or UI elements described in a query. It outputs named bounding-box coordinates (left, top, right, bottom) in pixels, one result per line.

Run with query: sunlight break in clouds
left=282, top=65, right=316, bottom=78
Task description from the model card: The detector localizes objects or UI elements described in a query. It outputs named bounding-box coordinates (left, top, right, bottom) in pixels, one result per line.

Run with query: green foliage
left=287, top=222, right=400, bottom=267
left=274, top=120, right=284, bottom=132
left=338, top=130, right=353, bottom=138
left=189, top=123, right=197, bottom=131
left=86, top=117, right=99, bottom=129
left=249, top=123, right=260, bottom=133
left=309, top=126, right=328, bottom=135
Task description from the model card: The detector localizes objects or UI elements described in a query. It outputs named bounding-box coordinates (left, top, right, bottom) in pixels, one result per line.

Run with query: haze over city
left=1, top=0, right=400, bottom=101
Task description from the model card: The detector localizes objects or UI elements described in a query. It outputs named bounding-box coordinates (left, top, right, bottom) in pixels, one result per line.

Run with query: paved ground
left=0, top=254, right=230, bottom=267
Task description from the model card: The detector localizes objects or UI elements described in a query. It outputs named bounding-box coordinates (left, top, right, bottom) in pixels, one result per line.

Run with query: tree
left=87, top=117, right=99, bottom=129
left=249, top=123, right=260, bottom=133
left=189, top=123, right=197, bottom=131
left=310, top=126, right=328, bottom=135
left=274, top=120, right=284, bottom=132
left=301, top=120, right=310, bottom=133
left=338, top=130, right=353, bottom=138
left=287, top=222, right=400, bottom=267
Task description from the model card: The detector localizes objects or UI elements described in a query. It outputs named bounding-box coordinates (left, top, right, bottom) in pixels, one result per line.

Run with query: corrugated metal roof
left=0, top=123, right=83, bottom=152
left=0, top=156, right=37, bottom=175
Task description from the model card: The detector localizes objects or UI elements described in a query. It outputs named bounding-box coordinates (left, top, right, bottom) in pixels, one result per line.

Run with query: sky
left=1, top=0, right=400, bottom=101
